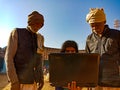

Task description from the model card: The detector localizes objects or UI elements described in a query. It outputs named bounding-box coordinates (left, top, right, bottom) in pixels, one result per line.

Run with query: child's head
left=60, top=40, right=78, bottom=53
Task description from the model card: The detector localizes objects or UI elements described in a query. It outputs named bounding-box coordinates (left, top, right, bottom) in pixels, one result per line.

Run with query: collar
left=27, top=26, right=36, bottom=33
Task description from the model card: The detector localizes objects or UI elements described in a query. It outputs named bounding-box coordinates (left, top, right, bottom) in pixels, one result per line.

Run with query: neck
left=27, top=26, right=36, bottom=33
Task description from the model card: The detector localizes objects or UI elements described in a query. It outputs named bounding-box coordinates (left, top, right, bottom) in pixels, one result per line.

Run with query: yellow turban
left=28, top=11, right=44, bottom=25
left=86, top=8, right=106, bottom=23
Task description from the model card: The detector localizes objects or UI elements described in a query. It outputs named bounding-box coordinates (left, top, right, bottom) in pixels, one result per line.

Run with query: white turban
left=86, top=8, right=106, bottom=23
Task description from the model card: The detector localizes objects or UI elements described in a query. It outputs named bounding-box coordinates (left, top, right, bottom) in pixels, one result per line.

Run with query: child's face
left=65, top=47, right=76, bottom=53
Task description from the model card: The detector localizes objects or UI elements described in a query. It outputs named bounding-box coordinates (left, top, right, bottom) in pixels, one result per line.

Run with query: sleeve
left=34, top=54, right=44, bottom=83
left=4, top=29, right=19, bottom=84
left=35, top=32, right=44, bottom=84
left=85, top=36, right=90, bottom=53
left=118, top=32, right=120, bottom=65
left=116, top=31, right=120, bottom=74
left=37, top=32, right=44, bottom=54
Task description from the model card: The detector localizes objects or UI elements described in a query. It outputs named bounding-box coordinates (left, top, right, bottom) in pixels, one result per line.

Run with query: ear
left=101, top=8, right=104, bottom=11
left=104, top=21, right=106, bottom=24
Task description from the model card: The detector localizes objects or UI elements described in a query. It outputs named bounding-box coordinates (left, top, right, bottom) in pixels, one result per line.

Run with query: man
left=85, top=8, right=120, bottom=90
left=5, top=11, right=44, bottom=90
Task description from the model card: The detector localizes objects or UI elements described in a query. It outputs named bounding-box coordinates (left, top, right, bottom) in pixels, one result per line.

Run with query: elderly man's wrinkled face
left=90, top=22, right=105, bottom=35
left=29, top=21, right=44, bottom=33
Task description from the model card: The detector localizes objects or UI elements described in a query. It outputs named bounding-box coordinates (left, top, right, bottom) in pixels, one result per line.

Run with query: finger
left=71, top=81, right=74, bottom=90
left=71, top=81, right=76, bottom=90
left=77, top=86, right=81, bottom=90
left=68, top=83, right=71, bottom=89
left=73, top=81, right=76, bottom=90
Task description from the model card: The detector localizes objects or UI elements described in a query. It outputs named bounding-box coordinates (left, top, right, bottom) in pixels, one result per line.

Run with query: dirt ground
left=0, top=74, right=89, bottom=90
left=0, top=73, right=9, bottom=90
left=0, top=73, right=54, bottom=90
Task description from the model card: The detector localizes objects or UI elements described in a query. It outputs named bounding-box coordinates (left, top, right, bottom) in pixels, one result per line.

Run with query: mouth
left=93, top=30, right=102, bottom=34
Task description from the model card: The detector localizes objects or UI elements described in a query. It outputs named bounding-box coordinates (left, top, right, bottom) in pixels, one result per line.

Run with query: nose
left=68, top=51, right=73, bottom=53
left=92, top=26, right=98, bottom=30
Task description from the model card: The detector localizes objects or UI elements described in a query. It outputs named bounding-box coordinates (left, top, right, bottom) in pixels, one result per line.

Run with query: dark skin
left=67, top=81, right=81, bottom=90
left=89, top=21, right=105, bottom=37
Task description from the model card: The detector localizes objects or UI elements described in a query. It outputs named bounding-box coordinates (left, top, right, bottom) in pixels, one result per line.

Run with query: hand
left=37, top=80, right=44, bottom=90
left=67, top=81, right=81, bottom=90
left=10, top=82, right=20, bottom=90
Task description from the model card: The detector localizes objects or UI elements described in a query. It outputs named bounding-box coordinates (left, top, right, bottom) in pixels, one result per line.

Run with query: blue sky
left=0, top=0, right=120, bottom=49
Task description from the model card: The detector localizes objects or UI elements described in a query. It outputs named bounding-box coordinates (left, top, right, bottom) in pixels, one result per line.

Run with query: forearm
left=5, top=29, right=19, bottom=84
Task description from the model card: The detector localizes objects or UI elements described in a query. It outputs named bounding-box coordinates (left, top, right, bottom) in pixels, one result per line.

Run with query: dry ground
left=0, top=74, right=89, bottom=90
left=0, top=73, right=54, bottom=90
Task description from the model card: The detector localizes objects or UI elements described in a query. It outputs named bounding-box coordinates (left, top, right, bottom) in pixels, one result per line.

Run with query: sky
left=0, top=0, right=120, bottom=50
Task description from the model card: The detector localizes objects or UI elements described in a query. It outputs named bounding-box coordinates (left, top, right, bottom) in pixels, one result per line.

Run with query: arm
left=118, top=32, right=120, bottom=75
left=36, top=32, right=44, bottom=89
left=37, top=32, right=44, bottom=54
left=5, top=29, right=19, bottom=84
left=85, top=37, right=90, bottom=53
left=35, top=54, right=44, bottom=90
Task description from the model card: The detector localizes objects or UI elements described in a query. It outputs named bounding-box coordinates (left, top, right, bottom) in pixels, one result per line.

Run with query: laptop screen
left=49, top=53, right=100, bottom=87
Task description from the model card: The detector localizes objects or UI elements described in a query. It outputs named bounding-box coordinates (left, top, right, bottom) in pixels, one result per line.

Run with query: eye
left=65, top=50, right=71, bottom=53
left=65, top=50, right=76, bottom=53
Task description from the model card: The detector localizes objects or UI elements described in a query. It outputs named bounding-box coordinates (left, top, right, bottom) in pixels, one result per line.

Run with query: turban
left=86, top=8, right=106, bottom=23
left=28, top=11, right=44, bottom=25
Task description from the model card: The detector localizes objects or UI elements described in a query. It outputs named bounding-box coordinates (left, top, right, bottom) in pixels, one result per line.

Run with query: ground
left=0, top=73, right=89, bottom=90
left=0, top=73, right=54, bottom=90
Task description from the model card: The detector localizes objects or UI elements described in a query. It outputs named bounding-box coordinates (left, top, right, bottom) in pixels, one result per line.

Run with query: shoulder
left=110, top=29, right=120, bottom=33
left=10, top=28, right=18, bottom=36
left=10, top=28, right=27, bottom=37
left=37, top=32, right=44, bottom=39
left=11, top=28, right=27, bottom=33
left=106, top=25, right=120, bottom=34
left=109, top=28, right=120, bottom=37
left=87, top=33, right=94, bottom=39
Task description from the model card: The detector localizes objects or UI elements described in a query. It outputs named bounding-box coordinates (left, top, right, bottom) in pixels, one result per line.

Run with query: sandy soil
left=0, top=73, right=54, bottom=90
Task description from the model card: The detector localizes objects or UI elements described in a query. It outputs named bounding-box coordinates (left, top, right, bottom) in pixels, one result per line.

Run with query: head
left=27, top=11, right=44, bottom=33
left=60, top=40, right=78, bottom=53
left=86, top=8, right=106, bottom=35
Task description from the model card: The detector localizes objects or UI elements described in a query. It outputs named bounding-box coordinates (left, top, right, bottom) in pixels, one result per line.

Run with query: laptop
left=48, top=53, right=100, bottom=87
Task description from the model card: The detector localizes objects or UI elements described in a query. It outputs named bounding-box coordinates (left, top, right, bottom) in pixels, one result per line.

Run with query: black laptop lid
left=49, top=53, right=100, bottom=87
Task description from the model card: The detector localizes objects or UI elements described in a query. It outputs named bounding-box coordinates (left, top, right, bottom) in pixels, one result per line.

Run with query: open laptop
left=48, top=53, right=100, bottom=87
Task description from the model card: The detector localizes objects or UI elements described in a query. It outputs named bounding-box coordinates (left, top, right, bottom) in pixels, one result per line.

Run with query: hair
left=60, top=40, right=78, bottom=53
